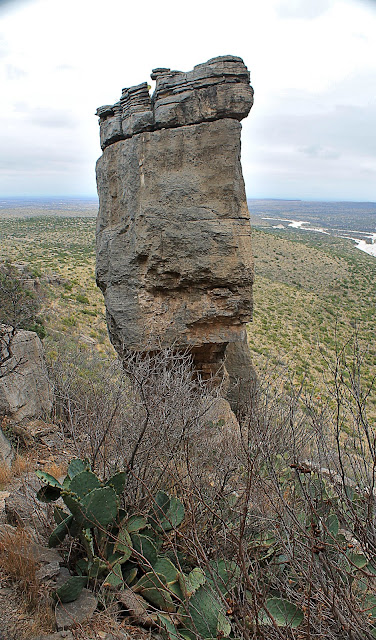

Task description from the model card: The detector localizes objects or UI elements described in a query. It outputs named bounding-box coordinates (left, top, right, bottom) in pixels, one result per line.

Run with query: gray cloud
left=241, top=69, right=376, bottom=200
left=0, top=118, right=87, bottom=175
left=249, top=89, right=376, bottom=160
left=1, top=0, right=374, bottom=200
left=275, top=0, right=332, bottom=19
left=360, top=166, right=376, bottom=175
left=0, top=0, right=32, bottom=13
left=243, top=142, right=375, bottom=200
left=55, top=64, right=76, bottom=72
left=0, top=149, right=96, bottom=196
left=0, top=145, right=83, bottom=171
left=298, top=144, right=341, bottom=159
left=10, top=104, right=78, bottom=128
left=0, top=35, right=8, bottom=57
left=358, top=0, right=376, bottom=10
left=28, top=108, right=77, bottom=129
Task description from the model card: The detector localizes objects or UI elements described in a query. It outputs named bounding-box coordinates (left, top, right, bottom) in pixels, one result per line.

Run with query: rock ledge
left=96, top=55, right=254, bottom=150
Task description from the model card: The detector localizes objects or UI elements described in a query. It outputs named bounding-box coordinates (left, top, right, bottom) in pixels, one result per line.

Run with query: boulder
left=55, top=588, right=98, bottom=630
left=96, top=118, right=253, bottom=380
left=0, top=328, right=52, bottom=421
left=31, top=543, right=63, bottom=565
left=36, top=560, right=60, bottom=582
left=5, top=472, right=49, bottom=537
left=202, top=396, right=240, bottom=434
left=96, top=56, right=255, bottom=385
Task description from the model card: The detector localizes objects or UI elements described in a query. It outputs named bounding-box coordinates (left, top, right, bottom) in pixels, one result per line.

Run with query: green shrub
left=26, top=319, right=47, bottom=340
left=0, top=262, right=40, bottom=330
left=62, top=316, right=77, bottom=327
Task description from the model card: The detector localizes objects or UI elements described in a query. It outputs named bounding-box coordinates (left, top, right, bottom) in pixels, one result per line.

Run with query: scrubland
left=1, top=212, right=376, bottom=639
left=0, top=216, right=111, bottom=357
left=250, top=228, right=376, bottom=412
left=1, top=214, right=375, bottom=397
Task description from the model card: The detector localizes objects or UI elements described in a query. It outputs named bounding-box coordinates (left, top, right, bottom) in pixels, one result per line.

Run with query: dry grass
left=75, top=610, right=137, bottom=639
left=0, top=527, right=54, bottom=636
left=0, top=454, right=34, bottom=490
left=0, top=415, right=68, bottom=490
left=0, top=464, right=12, bottom=488
left=0, top=527, right=40, bottom=606
left=42, top=460, right=67, bottom=479
left=12, top=454, right=34, bottom=476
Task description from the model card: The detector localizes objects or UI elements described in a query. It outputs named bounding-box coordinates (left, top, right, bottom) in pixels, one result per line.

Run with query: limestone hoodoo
left=95, top=55, right=255, bottom=394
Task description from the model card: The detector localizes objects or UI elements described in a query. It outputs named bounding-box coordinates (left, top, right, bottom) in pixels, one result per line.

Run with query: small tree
left=0, top=262, right=43, bottom=377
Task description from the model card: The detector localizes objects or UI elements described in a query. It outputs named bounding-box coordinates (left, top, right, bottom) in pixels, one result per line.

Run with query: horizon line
left=1, top=195, right=376, bottom=206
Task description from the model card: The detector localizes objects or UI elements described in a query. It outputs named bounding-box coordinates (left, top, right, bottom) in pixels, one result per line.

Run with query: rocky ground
left=0, top=420, right=155, bottom=640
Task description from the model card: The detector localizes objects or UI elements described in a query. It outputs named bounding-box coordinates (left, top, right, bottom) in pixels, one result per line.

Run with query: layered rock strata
left=96, top=55, right=255, bottom=385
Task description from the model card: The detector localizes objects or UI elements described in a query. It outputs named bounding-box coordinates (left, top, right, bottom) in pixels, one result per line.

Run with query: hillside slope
left=250, top=227, right=376, bottom=410
left=0, top=214, right=375, bottom=410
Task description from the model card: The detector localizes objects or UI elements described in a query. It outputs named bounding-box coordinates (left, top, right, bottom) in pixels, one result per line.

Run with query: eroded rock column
left=96, top=55, right=255, bottom=390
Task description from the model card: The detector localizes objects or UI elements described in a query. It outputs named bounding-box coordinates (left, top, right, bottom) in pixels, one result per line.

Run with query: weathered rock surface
left=55, top=588, right=98, bottom=630
left=5, top=472, right=49, bottom=537
left=0, top=491, right=10, bottom=524
left=0, top=426, right=13, bottom=468
left=96, top=56, right=255, bottom=384
left=188, top=396, right=243, bottom=476
left=96, top=55, right=254, bottom=150
left=202, top=396, right=239, bottom=427
left=225, top=327, right=256, bottom=411
left=0, top=328, right=52, bottom=421
left=36, top=559, right=60, bottom=582
left=117, top=588, right=156, bottom=628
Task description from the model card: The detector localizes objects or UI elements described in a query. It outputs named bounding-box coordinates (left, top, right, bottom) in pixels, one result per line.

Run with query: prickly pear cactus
left=36, top=458, right=237, bottom=638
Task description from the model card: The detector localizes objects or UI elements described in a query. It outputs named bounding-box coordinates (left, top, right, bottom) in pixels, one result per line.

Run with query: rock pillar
left=96, top=55, right=255, bottom=391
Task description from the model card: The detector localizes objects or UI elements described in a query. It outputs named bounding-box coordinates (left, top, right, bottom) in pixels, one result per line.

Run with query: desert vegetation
left=0, top=216, right=110, bottom=357
left=1, top=213, right=375, bottom=399
left=3, top=335, right=376, bottom=639
left=250, top=228, right=376, bottom=412
left=1, top=210, right=376, bottom=639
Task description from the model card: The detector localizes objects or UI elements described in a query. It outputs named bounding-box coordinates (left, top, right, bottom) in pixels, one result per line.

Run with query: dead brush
left=0, top=526, right=40, bottom=607
left=0, top=526, right=54, bottom=631
left=74, top=609, right=131, bottom=639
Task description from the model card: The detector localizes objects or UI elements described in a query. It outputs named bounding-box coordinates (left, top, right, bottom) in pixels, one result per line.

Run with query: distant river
left=261, top=217, right=376, bottom=258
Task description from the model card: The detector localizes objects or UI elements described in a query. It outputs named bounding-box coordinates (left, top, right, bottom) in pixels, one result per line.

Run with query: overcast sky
left=0, top=0, right=375, bottom=201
